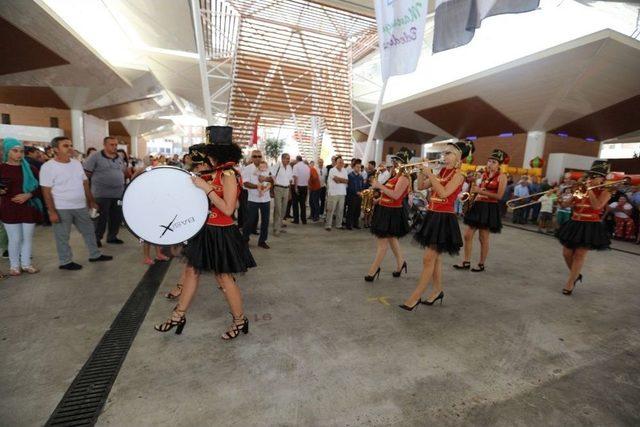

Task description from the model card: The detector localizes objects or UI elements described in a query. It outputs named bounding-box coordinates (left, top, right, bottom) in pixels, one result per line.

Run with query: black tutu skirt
left=370, top=205, right=411, bottom=238
left=556, top=219, right=610, bottom=250
left=463, top=201, right=502, bottom=233
left=184, top=225, right=256, bottom=273
left=413, top=211, right=463, bottom=255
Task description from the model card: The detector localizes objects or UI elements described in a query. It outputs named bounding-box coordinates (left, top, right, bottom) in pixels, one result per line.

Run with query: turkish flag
left=250, top=117, right=259, bottom=146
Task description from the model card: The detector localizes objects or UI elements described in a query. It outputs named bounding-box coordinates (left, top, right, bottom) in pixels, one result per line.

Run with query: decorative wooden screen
left=224, top=0, right=375, bottom=157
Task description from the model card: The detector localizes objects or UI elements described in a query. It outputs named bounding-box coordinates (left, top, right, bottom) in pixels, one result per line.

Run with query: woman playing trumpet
left=400, top=141, right=473, bottom=310
left=454, top=149, right=508, bottom=272
left=556, top=160, right=611, bottom=295
left=364, top=154, right=412, bottom=281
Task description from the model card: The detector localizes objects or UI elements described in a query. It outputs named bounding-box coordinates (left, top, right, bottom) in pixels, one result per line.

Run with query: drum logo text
left=159, top=214, right=196, bottom=238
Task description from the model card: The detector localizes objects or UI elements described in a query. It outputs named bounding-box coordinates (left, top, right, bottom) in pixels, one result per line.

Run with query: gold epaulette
left=221, top=168, right=236, bottom=178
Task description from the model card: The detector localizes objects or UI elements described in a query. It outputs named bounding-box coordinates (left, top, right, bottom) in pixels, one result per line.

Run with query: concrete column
left=130, top=135, right=138, bottom=158
left=70, top=109, right=85, bottom=153
left=522, top=131, right=546, bottom=168
left=374, top=138, right=384, bottom=165
left=420, top=143, right=428, bottom=159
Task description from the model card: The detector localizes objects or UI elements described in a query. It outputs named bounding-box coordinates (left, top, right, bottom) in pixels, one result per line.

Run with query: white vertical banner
left=365, top=0, right=428, bottom=153
left=375, top=0, right=429, bottom=81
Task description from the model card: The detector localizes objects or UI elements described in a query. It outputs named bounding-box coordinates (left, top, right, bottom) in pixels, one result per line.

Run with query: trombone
left=505, top=189, right=553, bottom=208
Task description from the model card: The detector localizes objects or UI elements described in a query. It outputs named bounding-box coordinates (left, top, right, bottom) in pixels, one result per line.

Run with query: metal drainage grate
left=45, top=260, right=172, bottom=426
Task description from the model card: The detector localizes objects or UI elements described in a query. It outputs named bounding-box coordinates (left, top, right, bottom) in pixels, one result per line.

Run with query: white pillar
left=522, top=131, right=546, bottom=168
left=131, top=135, right=138, bottom=157
left=420, top=143, right=428, bottom=159
left=374, top=138, right=384, bottom=165
left=70, top=109, right=85, bottom=153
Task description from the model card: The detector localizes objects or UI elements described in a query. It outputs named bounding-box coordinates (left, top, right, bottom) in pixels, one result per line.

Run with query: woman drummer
left=454, top=149, right=508, bottom=272
left=400, top=141, right=473, bottom=310
left=155, top=126, right=256, bottom=340
left=556, top=160, right=611, bottom=295
left=162, top=143, right=214, bottom=300
left=365, top=153, right=411, bottom=281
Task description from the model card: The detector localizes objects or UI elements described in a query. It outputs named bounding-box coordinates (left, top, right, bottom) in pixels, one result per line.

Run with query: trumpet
left=396, top=159, right=445, bottom=174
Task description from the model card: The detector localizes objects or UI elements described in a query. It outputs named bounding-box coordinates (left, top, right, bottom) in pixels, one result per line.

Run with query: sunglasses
left=252, top=155, right=262, bottom=158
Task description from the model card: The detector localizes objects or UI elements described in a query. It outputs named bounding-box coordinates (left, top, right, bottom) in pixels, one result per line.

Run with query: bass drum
left=122, top=166, right=209, bottom=245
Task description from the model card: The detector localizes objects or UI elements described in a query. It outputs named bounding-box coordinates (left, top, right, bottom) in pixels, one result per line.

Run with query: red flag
left=250, top=117, right=259, bottom=146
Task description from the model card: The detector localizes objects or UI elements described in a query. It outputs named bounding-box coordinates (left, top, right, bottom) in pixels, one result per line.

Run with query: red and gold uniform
left=184, top=163, right=256, bottom=272
left=557, top=188, right=610, bottom=250
left=414, top=168, right=465, bottom=254
left=370, top=174, right=411, bottom=238
left=463, top=170, right=503, bottom=233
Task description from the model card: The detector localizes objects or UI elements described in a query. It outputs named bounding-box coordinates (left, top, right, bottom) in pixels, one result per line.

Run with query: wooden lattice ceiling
left=222, top=0, right=375, bottom=156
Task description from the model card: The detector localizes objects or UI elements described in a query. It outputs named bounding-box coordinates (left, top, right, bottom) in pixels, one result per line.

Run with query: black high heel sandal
left=221, top=314, right=249, bottom=340
left=562, top=274, right=583, bottom=295
left=471, top=263, right=485, bottom=272
left=163, top=283, right=183, bottom=300
left=399, top=299, right=422, bottom=311
left=154, top=306, right=186, bottom=334
left=364, top=267, right=381, bottom=282
left=421, top=291, right=444, bottom=305
left=453, top=261, right=470, bottom=270
left=392, top=261, right=407, bottom=278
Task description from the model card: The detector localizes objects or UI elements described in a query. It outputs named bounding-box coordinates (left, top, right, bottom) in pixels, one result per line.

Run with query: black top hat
left=447, top=140, right=474, bottom=159
left=390, top=152, right=411, bottom=165
left=586, top=160, right=610, bottom=177
left=188, top=143, right=208, bottom=164
left=206, top=126, right=233, bottom=145
left=489, top=149, right=509, bottom=165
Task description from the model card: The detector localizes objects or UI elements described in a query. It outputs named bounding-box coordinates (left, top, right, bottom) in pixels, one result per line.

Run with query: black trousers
left=346, top=194, right=362, bottom=228
left=319, top=187, right=326, bottom=214
left=243, top=201, right=270, bottom=244
left=294, top=186, right=308, bottom=223
left=95, top=197, right=122, bottom=241
left=238, top=189, right=248, bottom=228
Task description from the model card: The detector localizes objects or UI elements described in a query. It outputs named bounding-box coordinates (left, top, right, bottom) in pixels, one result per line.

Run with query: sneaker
left=59, top=262, right=83, bottom=270
left=106, top=238, right=124, bottom=244
left=258, top=242, right=270, bottom=249
left=89, top=255, right=114, bottom=262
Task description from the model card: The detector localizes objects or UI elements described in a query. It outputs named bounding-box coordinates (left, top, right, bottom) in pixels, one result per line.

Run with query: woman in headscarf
left=0, top=138, right=43, bottom=275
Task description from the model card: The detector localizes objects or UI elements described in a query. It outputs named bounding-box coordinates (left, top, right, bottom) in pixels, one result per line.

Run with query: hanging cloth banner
left=433, top=0, right=540, bottom=53
left=375, top=0, right=429, bottom=81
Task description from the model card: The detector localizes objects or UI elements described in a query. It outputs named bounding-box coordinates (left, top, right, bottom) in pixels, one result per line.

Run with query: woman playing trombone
left=556, top=160, right=611, bottom=295
left=454, top=149, right=508, bottom=272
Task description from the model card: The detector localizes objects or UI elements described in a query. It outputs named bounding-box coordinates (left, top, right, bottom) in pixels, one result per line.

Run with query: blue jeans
left=243, top=201, right=270, bottom=244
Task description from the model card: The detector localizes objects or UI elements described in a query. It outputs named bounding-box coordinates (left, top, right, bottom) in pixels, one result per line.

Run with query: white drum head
left=122, top=166, right=209, bottom=245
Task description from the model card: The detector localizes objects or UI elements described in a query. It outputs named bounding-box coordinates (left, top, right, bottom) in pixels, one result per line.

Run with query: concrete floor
left=1, top=220, right=639, bottom=426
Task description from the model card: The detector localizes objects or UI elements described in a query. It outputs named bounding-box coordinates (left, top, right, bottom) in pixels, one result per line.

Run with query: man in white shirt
left=39, top=137, right=113, bottom=270
left=325, top=157, right=349, bottom=230
left=317, top=158, right=327, bottom=218
left=241, top=150, right=271, bottom=249
left=270, top=153, right=293, bottom=236
left=291, top=155, right=310, bottom=224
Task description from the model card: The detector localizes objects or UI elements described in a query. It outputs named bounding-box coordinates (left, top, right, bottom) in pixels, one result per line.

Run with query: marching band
left=140, top=127, right=637, bottom=343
